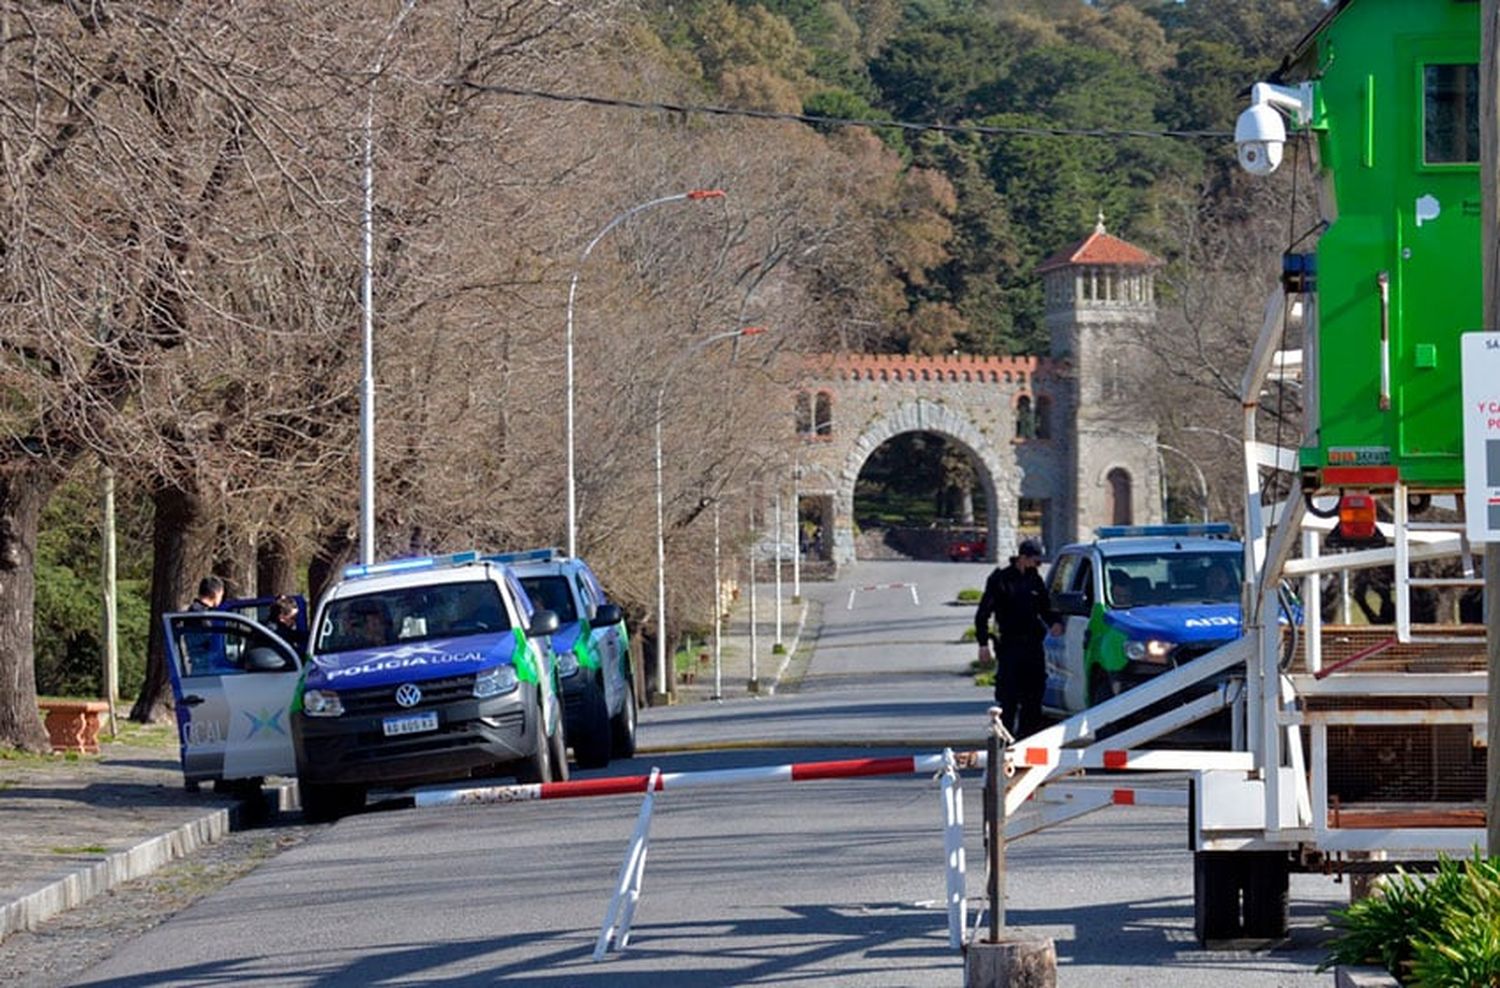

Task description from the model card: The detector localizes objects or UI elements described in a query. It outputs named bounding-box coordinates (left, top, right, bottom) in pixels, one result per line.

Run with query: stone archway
left=832, top=398, right=1018, bottom=567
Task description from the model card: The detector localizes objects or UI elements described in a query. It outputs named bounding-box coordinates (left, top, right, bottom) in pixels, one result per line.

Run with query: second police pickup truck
left=162, top=550, right=568, bottom=821
left=1042, top=524, right=1247, bottom=715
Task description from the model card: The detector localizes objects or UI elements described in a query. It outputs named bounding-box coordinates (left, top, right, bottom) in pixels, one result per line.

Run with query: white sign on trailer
left=1461, top=332, right=1500, bottom=542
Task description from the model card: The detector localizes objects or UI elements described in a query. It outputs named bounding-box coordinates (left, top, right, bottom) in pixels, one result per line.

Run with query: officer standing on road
left=188, top=576, right=224, bottom=612
left=975, top=539, right=1062, bottom=739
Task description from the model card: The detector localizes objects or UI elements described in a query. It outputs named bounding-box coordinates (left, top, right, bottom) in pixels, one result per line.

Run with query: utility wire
left=448, top=79, right=1235, bottom=143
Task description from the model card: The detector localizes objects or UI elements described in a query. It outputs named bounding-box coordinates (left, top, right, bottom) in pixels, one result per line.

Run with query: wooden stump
left=966, top=934, right=1057, bottom=987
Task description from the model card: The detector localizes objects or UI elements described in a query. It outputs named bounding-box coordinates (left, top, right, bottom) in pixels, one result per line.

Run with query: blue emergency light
left=342, top=550, right=481, bottom=580
left=1095, top=523, right=1233, bottom=539
left=482, top=547, right=565, bottom=565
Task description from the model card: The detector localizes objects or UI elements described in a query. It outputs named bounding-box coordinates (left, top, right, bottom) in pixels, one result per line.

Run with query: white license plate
left=382, top=711, right=438, bottom=737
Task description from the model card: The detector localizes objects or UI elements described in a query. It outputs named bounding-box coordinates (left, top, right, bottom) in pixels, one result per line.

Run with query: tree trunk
left=256, top=532, right=294, bottom=598
left=0, top=466, right=60, bottom=752
left=130, top=484, right=202, bottom=723
left=212, top=520, right=254, bottom=599
left=307, top=524, right=353, bottom=609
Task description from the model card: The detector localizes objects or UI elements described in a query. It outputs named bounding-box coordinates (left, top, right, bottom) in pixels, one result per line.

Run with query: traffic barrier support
left=594, top=767, right=659, bottom=959
left=939, top=748, right=965, bottom=950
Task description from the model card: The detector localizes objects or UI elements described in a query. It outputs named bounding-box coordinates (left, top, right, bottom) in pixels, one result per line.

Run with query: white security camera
left=1235, top=82, right=1313, bottom=177
left=1235, top=101, right=1286, bottom=175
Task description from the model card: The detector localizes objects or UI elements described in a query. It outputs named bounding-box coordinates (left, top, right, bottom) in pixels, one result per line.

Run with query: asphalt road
left=72, top=560, right=1346, bottom=987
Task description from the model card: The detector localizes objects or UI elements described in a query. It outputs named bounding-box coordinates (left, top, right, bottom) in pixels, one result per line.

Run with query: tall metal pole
left=1158, top=443, right=1209, bottom=523
left=792, top=462, right=801, bottom=601
left=566, top=189, right=725, bottom=559
left=774, top=489, right=784, bottom=650
left=1480, top=0, right=1499, bottom=856
left=749, top=503, right=760, bottom=693
left=654, top=326, right=766, bottom=704
left=358, top=94, right=377, bottom=566
left=357, top=0, right=419, bottom=567
left=712, top=499, right=723, bottom=700
left=100, top=465, right=118, bottom=739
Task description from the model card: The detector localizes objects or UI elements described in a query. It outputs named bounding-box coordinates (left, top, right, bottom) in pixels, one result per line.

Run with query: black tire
left=573, top=679, right=613, bottom=769
left=610, top=678, right=638, bottom=758
left=1088, top=669, right=1125, bottom=740
left=302, top=781, right=361, bottom=823
left=548, top=719, right=570, bottom=783
left=514, top=702, right=553, bottom=784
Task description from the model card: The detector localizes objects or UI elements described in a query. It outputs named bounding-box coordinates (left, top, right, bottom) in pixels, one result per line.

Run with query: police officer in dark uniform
left=974, top=539, right=1062, bottom=739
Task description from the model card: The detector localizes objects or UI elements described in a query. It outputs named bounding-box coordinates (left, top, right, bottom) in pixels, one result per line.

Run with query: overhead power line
left=448, top=80, right=1234, bottom=143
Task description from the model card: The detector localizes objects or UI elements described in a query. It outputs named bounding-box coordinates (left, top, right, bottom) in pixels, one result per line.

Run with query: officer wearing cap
left=975, top=539, right=1062, bottom=739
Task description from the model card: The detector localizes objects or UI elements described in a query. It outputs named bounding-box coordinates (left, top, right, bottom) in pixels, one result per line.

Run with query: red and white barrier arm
left=1011, top=747, right=1253, bottom=773
left=415, top=752, right=960, bottom=809
left=845, top=582, right=921, bottom=609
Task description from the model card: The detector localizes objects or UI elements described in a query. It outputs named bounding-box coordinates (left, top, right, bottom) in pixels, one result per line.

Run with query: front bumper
left=294, top=690, right=535, bottom=788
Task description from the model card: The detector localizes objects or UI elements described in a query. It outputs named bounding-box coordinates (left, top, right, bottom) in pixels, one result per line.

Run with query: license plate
left=382, top=711, right=438, bottom=737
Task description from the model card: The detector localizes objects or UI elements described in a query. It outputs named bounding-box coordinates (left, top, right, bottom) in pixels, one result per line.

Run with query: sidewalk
left=0, top=738, right=281, bottom=941
left=667, top=579, right=813, bottom=705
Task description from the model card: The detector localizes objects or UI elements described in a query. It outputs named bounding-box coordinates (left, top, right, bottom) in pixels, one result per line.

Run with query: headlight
left=556, top=648, right=580, bottom=678
left=1123, top=639, right=1175, bottom=664
left=473, top=665, right=519, bottom=699
left=302, top=689, right=344, bottom=717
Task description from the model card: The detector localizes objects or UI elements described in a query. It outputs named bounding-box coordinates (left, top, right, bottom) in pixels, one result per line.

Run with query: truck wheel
left=302, top=782, right=361, bottom=823
left=1089, top=670, right=1124, bottom=739
left=573, top=682, right=613, bottom=769
left=1193, top=851, right=1245, bottom=945
left=515, top=723, right=553, bottom=784
left=1242, top=851, right=1290, bottom=939
left=610, top=679, right=638, bottom=758
left=548, top=719, right=570, bottom=783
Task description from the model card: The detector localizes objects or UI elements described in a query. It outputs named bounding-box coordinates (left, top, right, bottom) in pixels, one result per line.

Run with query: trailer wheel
left=1193, top=851, right=1243, bottom=945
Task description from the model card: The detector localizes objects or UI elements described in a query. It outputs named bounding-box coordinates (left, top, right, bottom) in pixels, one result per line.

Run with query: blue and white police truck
left=1042, top=524, right=1246, bottom=715
left=162, top=550, right=567, bottom=821
left=504, top=549, right=637, bottom=769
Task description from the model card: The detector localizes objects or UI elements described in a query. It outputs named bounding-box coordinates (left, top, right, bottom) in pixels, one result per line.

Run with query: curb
left=0, top=780, right=296, bottom=941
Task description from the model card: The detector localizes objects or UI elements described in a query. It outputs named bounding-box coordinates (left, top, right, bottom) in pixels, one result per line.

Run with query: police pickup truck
left=502, top=549, right=637, bottom=769
left=162, top=551, right=567, bottom=821
left=1041, top=524, right=1245, bottom=715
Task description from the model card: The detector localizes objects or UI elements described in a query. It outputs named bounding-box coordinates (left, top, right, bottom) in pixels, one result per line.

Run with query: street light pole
left=566, top=189, right=726, bottom=559
left=712, top=498, right=723, bottom=701
left=654, top=326, right=767, bottom=704
left=358, top=0, right=419, bottom=567
left=1157, top=442, right=1209, bottom=523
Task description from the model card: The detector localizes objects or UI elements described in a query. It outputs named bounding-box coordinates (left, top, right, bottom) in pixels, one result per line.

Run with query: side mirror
left=1053, top=591, right=1091, bottom=618
left=529, top=609, right=560, bottom=637
left=592, top=603, right=623, bottom=626
left=244, top=645, right=292, bottom=673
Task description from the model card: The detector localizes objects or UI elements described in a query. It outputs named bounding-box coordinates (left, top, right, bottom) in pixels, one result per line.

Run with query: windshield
left=519, top=575, right=577, bottom=624
left=1103, top=550, right=1241, bottom=608
left=313, top=581, right=510, bottom=654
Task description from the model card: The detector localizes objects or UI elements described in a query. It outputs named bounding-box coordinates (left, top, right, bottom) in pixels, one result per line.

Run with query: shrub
left=1322, top=852, right=1500, bottom=986
left=956, top=588, right=981, bottom=604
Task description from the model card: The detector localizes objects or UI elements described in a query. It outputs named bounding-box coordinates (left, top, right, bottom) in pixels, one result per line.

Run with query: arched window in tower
left=1015, top=395, right=1036, bottom=440
left=814, top=391, right=833, bottom=436
left=1034, top=395, right=1052, bottom=439
left=1106, top=468, right=1133, bottom=526
left=795, top=391, right=812, bottom=435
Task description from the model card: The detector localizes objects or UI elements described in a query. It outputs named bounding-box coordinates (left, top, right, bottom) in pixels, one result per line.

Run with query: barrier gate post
left=986, top=706, right=1005, bottom=939
left=594, top=767, right=660, bottom=959
left=940, top=748, right=966, bottom=949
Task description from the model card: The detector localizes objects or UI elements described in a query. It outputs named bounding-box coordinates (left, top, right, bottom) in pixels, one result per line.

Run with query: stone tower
left=1037, top=213, right=1163, bottom=544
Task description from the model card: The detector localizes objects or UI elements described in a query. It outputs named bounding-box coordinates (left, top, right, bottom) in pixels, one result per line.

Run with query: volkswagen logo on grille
left=394, top=683, right=422, bottom=708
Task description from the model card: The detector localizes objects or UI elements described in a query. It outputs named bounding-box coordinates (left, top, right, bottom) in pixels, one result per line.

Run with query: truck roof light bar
left=343, top=550, right=480, bottom=580
left=1095, top=523, right=1234, bottom=539
left=482, top=548, right=565, bottom=565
